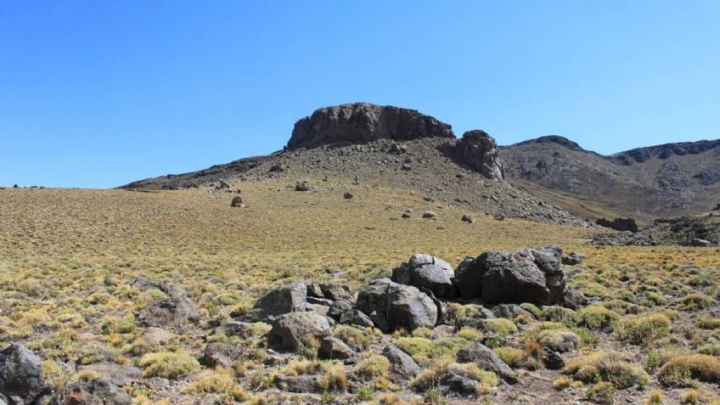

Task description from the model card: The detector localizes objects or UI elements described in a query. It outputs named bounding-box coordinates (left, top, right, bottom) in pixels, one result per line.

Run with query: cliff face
left=287, top=103, right=454, bottom=150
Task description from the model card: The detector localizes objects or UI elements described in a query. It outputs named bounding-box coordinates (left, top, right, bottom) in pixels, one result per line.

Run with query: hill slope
left=501, top=136, right=720, bottom=221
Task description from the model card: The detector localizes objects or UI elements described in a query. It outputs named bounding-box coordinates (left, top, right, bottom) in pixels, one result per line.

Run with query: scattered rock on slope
left=287, top=103, right=454, bottom=150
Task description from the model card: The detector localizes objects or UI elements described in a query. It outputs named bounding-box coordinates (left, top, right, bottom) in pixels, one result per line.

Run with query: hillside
left=124, top=104, right=583, bottom=226
left=501, top=136, right=720, bottom=222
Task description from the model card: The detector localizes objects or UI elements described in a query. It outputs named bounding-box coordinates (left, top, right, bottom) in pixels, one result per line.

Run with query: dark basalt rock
left=596, top=217, right=639, bottom=233
left=287, top=103, right=454, bottom=150
left=442, top=130, right=504, bottom=180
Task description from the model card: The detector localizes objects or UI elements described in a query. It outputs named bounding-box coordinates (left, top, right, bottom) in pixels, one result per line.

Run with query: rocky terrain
left=123, top=104, right=584, bottom=226
left=501, top=136, right=720, bottom=222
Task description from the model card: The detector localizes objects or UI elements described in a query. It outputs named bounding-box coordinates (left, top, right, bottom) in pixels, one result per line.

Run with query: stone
left=318, top=337, right=355, bottom=361
left=140, top=327, right=175, bottom=345
left=392, top=254, right=456, bottom=299
left=295, top=181, right=310, bottom=191
left=691, top=238, right=713, bottom=247
left=52, top=377, right=132, bottom=405
left=543, top=348, right=565, bottom=370
left=596, top=217, right=639, bottom=232
left=422, top=211, right=438, bottom=220
left=561, top=289, right=589, bottom=310
left=562, top=251, right=584, bottom=265
left=343, top=192, right=353, bottom=200
left=219, top=321, right=255, bottom=339
left=0, top=344, right=49, bottom=405
left=138, top=296, right=200, bottom=328
left=230, top=195, right=244, bottom=207
left=461, top=215, right=474, bottom=224
left=248, top=283, right=307, bottom=321
left=356, top=278, right=438, bottom=332
left=455, top=246, right=566, bottom=306
left=273, top=375, right=321, bottom=393
left=132, top=276, right=186, bottom=297
left=382, top=344, right=421, bottom=377
left=456, top=342, right=518, bottom=383
left=287, top=103, right=454, bottom=150
left=201, top=342, right=243, bottom=368
left=491, top=304, right=536, bottom=320
left=76, top=362, right=142, bottom=387
left=443, top=130, right=504, bottom=180
left=494, top=213, right=505, bottom=221
left=268, top=312, right=331, bottom=352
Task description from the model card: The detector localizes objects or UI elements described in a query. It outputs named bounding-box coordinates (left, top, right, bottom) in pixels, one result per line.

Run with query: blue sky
left=1, top=1, right=719, bottom=188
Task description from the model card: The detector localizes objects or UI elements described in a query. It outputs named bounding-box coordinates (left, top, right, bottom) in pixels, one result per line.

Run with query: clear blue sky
left=2, top=1, right=719, bottom=188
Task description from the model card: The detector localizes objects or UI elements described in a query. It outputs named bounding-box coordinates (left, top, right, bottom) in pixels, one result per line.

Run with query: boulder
left=248, top=283, right=307, bottom=321
left=562, top=251, right=584, bottom=266
left=454, top=246, right=566, bottom=305
left=596, top=217, right=639, bottom=232
left=382, top=344, right=421, bottom=377
left=543, top=348, right=565, bottom=370
left=491, top=304, right=536, bottom=320
left=138, top=296, right=200, bottom=328
left=201, top=342, right=244, bottom=368
left=268, top=312, right=331, bottom=352
left=461, top=215, right=474, bottom=224
left=230, top=196, right=244, bottom=207
left=422, top=211, right=438, bottom=220
left=456, top=342, right=518, bottom=383
left=140, top=327, right=175, bottom=345
left=0, top=344, right=49, bottom=405
left=392, top=254, right=456, bottom=299
left=443, top=130, right=504, bottom=180
left=76, top=362, right=142, bottom=387
left=132, top=276, right=186, bottom=297
left=343, top=192, right=353, bottom=200
left=355, top=278, right=438, bottom=332
left=274, top=375, right=321, bottom=393
left=52, top=377, right=132, bottom=405
left=561, top=289, right=588, bottom=310
left=295, top=181, right=310, bottom=191
left=691, top=238, right=713, bottom=247
left=287, top=103, right=454, bottom=150
left=318, top=337, right=355, bottom=361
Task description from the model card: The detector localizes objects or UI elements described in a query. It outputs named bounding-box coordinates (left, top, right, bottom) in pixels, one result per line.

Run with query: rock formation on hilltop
left=444, top=130, right=504, bottom=180
left=287, top=103, right=454, bottom=150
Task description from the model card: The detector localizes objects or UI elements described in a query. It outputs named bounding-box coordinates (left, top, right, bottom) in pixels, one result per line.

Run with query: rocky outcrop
left=392, top=254, right=457, bottom=299
left=248, top=282, right=308, bottom=321
left=138, top=296, right=201, bottom=328
left=443, top=130, right=504, bottom=180
left=453, top=246, right=566, bottom=305
left=0, top=344, right=49, bottom=405
left=596, top=217, right=639, bottom=233
left=287, top=103, right=454, bottom=150
left=356, top=278, right=438, bottom=332
left=267, top=312, right=331, bottom=352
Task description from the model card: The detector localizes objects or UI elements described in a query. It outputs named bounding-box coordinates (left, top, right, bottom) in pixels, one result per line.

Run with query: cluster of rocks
left=442, top=130, right=505, bottom=181
left=596, top=217, right=639, bottom=233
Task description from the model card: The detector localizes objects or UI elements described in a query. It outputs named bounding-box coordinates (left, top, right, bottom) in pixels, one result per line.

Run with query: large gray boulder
left=287, top=103, right=454, bottom=150
left=444, top=130, right=504, bottom=180
left=248, top=283, right=307, bottom=321
left=392, top=254, right=457, bottom=299
left=52, top=377, right=132, bottom=405
left=268, top=312, right=331, bottom=352
left=382, top=344, right=421, bottom=377
left=0, top=344, right=49, bottom=405
left=456, top=342, right=518, bottom=383
left=355, top=278, right=438, bottom=332
left=138, top=296, right=200, bottom=328
left=454, top=246, right=566, bottom=305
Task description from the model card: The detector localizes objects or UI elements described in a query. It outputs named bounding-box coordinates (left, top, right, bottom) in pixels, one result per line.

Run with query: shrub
left=320, top=364, right=347, bottom=392
left=493, top=347, right=526, bottom=368
left=681, top=389, right=701, bottom=404
left=538, top=330, right=579, bottom=352
left=563, top=351, right=649, bottom=389
left=553, top=376, right=571, bottom=390
left=696, top=316, right=720, bottom=329
left=394, top=337, right=469, bottom=364
left=139, top=351, right=200, bottom=379
left=519, top=303, right=543, bottom=318
left=543, top=306, right=576, bottom=325
left=100, top=314, right=136, bottom=335
left=697, top=344, right=720, bottom=356
left=675, top=294, right=712, bottom=311
left=481, top=318, right=517, bottom=337
left=184, top=368, right=249, bottom=401
left=658, top=355, right=720, bottom=387
left=333, top=326, right=372, bottom=349
left=644, top=390, right=665, bottom=405
left=410, top=360, right=497, bottom=394
left=646, top=347, right=689, bottom=371
left=615, top=313, right=671, bottom=345
left=585, top=381, right=615, bottom=405
left=457, top=327, right=482, bottom=341
left=411, top=327, right=434, bottom=338
left=576, top=305, right=620, bottom=330
left=357, top=355, right=390, bottom=380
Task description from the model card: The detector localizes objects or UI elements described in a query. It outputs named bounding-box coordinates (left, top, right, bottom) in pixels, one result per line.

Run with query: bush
left=493, top=347, right=526, bottom=368
left=644, top=390, right=665, bottom=405
left=394, top=337, right=469, bottom=364
left=481, top=318, right=518, bottom=337
left=519, top=303, right=543, bottom=318
left=139, top=351, right=200, bottom=379
left=576, top=305, right=620, bottom=330
left=457, top=327, right=482, bottom=341
left=184, top=368, right=249, bottom=401
left=675, top=294, right=712, bottom=311
left=333, top=326, right=373, bottom=349
left=696, top=316, right=720, bottom=330
left=543, top=306, right=576, bottom=325
left=615, top=313, right=671, bottom=345
left=553, top=376, right=571, bottom=390
left=697, top=344, right=720, bottom=356
left=100, top=314, right=136, bottom=335
left=411, top=360, right=498, bottom=394
left=681, top=389, right=701, bottom=404
left=563, top=351, right=649, bottom=389
left=586, top=381, right=615, bottom=404
left=357, top=355, right=390, bottom=380
left=658, top=355, right=720, bottom=387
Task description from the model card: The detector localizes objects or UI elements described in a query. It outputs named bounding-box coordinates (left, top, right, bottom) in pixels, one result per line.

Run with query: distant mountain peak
left=510, top=135, right=584, bottom=151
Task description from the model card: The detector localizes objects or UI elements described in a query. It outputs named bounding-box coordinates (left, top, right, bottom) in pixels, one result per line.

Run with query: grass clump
left=139, top=351, right=200, bottom=379
left=184, top=368, right=249, bottom=401
left=394, top=337, right=469, bottom=364
left=543, top=306, right=577, bottom=326
left=519, top=303, right=543, bottom=318
left=457, top=327, right=482, bottom=341
left=681, top=389, right=701, bottom=404
left=100, top=313, right=136, bottom=335
left=697, top=344, right=720, bottom=356
left=333, top=325, right=372, bottom=349
left=553, top=376, right=572, bottom=390
left=357, top=355, right=390, bottom=380
left=493, top=347, right=526, bottom=368
left=481, top=318, right=517, bottom=337
left=410, top=360, right=498, bottom=394
left=696, top=316, right=720, bottom=329
left=675, top=294, right=712, bottom=311
left=319, top=364, right=348, bottom=392
left=615, top=313, right=671, bottom=345
left=644, top=390, right=665, bottom=405
left=563, top=351, right=649, bottom=389
left=575, top=305, right=620, bottom=330
left=585, top=381, right=616, bottom=404
left=658, top=354, right=720, bottom=387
